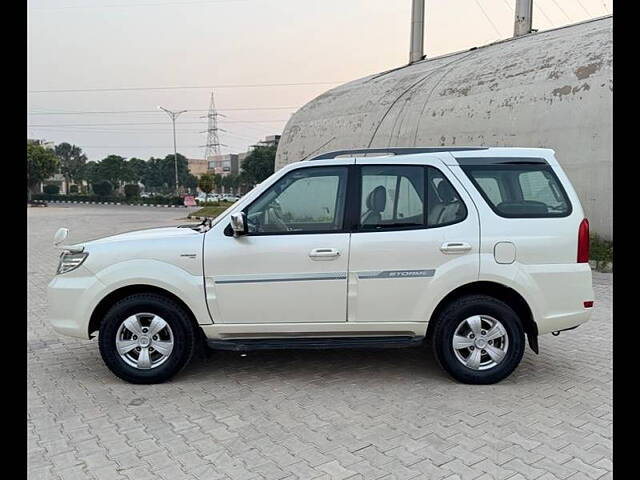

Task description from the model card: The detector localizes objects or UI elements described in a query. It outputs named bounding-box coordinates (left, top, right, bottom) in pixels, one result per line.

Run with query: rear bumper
left=537, top=308, right=592, bottom=335
left=520, top=263, right=594, bottom=335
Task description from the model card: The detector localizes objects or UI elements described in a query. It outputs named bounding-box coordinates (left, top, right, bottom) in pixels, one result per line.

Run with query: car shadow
left=179, top=346, right=451, bottom=385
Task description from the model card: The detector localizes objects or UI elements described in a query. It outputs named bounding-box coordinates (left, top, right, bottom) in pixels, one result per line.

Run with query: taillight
left=577, top=218, right=589, bottom=263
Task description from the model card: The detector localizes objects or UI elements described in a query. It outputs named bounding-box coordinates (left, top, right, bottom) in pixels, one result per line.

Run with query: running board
left=206, top=336, right=425, bottom=352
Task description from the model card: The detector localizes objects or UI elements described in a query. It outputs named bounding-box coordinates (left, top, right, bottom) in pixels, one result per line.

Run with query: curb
left=30, top=200, right=188, bottom=208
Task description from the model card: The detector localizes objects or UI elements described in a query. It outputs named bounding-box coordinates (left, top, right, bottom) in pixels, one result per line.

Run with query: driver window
left=245, top=166, right=348, bottom=234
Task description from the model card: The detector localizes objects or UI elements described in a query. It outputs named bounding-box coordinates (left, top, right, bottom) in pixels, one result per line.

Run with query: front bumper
left=47, top=266, right=105, bottom=339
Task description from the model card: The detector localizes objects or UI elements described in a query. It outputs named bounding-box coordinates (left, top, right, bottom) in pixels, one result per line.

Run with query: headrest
left=437, top=181, right=456, bottom=203
left=366, top=186, right=387, bottom=213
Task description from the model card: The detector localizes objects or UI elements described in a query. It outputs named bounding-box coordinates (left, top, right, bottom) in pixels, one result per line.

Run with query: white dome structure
left=276, top=16, right=612, bottom=238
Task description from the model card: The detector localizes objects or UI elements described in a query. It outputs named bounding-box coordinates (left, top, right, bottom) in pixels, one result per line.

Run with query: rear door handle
left=440, top=242, right=472, bottom=254
left=309, top=248, right=340, bottom=259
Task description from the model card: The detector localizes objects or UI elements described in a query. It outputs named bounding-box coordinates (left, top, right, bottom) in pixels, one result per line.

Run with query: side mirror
left=230, top=212, right=247, bottom=237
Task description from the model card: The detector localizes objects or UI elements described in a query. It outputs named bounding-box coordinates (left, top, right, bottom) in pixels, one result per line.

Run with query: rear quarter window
left=460, top=162, right=572, bottom=218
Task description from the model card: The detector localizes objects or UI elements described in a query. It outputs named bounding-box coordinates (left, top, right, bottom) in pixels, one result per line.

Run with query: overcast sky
left=27, top=0, right=613, bottom=162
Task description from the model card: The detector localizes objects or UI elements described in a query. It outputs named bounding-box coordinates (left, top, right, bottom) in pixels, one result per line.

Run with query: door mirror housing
left=230, top=212, right=247, bottom=236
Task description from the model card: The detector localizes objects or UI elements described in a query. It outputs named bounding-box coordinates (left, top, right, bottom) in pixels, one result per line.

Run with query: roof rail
left=308, top=147, right=488, bottom=161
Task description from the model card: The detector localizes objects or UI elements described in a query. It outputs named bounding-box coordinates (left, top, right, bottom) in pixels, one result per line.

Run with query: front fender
left=93, top=259, right=212, bottom=325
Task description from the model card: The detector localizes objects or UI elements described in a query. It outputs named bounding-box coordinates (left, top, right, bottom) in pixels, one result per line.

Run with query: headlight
left=57, top=251, right=89, bottom=274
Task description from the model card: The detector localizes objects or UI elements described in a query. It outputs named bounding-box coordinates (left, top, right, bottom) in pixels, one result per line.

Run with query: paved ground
left=28, top=205, right=612, bottom=480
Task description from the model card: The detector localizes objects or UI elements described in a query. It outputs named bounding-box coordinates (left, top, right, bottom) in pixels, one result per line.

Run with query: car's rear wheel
left=431, top=295, right=525, bottom=384
left=98, top=293, right=197, bottom=384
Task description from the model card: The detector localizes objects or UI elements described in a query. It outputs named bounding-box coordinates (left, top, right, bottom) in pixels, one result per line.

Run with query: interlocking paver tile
left=27, top=206, right=613, bottom=480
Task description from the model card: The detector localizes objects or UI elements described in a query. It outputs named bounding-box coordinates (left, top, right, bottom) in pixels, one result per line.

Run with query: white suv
left=47, top=147, right=594, bottom=384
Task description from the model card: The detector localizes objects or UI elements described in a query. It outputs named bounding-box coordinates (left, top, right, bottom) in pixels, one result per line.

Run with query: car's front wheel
left=98, top=293, right=197, bottom=384
left=431, top=295, right=525, bottom=384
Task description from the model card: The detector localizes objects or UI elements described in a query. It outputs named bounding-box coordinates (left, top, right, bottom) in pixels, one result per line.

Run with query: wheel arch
left=88, top=284, right=202, bottom=339
left=426, top=281, right=539, bottom=353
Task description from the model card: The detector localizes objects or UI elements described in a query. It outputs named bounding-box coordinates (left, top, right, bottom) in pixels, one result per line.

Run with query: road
left=28, top=205, right=612, bottom=480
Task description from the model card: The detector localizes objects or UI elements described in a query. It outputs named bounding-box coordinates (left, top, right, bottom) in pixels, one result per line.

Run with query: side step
left=206, top=336, right=425, bottom=352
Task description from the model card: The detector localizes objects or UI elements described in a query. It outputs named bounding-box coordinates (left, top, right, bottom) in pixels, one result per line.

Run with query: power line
left=473, top=0, right=504, bottom=38
left=534, top=3, right=554, bottom=26
left=549, top=0, right=572, bottom=22
left=28, top=119, right=288, bottom=127
left=27, top=106, right=297, bottom=115
left=30, top=0, right=250, bottom=11
left=71, top=145, right=211, bottom=148
left=28, top=81, right=344, bottom=94
left=575, top=0, right=592, bottom=17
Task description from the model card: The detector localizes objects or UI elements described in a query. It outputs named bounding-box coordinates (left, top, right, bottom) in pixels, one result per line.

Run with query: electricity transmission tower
left=202, top=91, right=225, bottom=161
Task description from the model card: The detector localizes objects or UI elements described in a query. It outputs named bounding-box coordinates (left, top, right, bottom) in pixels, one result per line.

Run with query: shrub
left=43, top=184, right=60, bottom=195
left=124, top=184, right=140, bottom=198
left=69, top=185, right=79, bottom=194
left=30, top=193, right=186, bottom=207
left=590, top=233, right=613, bottom=271
left=92, top=180, right=113, bottom=196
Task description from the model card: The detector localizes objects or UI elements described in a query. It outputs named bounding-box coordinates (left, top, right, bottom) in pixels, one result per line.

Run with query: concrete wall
left=276, top=16, right=612, bottom=238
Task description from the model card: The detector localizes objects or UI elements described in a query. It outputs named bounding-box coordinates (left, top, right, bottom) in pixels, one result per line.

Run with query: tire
left=98, top=293, right=197, bottom=384
left=431, top=295, right=525, bottom=384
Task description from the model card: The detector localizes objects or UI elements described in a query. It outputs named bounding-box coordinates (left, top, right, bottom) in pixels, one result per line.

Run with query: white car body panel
left=47, top=147, right=593, bottom=346
left=347, top=154, right=480, bottom=323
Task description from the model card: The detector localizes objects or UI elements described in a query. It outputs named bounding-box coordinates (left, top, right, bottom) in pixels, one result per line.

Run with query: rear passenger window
left=461, top=162, right=572, bottom=218
left=426, top=167, right=468, bottom=227
left=358, top=165, right=466, bottom=230
left=360, top=166, right=425, bottom=229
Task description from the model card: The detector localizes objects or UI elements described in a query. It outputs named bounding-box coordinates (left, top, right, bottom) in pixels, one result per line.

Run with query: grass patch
left=189, top=205, right=229, bottom=218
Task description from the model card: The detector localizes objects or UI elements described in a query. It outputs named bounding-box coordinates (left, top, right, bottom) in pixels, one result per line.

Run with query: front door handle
left=309, top=248, right=340, bottom=259
left=440, top=242, right=472, bottom=254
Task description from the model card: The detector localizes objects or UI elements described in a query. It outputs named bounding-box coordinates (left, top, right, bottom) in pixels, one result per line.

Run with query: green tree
left=97, top=155, right=134, bottom=190
left=221, top=174, right=234, bottom=194
left=213, top=173, right=223, bottom=193
left=27, top=142, right=59, bottom=201
left=198, top=174, right=214, bottom=203
left=55, top=143, right=87, bottom=190
left=127, top=158, right=147, bottom=184
left=141, top=157, right=165, bottom=192
left=241, top=144, right=276, bottom=185
left=82, top=161, right=100, bottom=185
left=139, top=154, right=196, bottom=193
left=164, top=154, right=197, bottom=191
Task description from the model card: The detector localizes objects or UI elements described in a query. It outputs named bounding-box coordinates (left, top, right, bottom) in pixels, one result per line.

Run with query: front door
left=347, top=158, right=480, bottom=323
left=204, top=163, right=352, bottom=324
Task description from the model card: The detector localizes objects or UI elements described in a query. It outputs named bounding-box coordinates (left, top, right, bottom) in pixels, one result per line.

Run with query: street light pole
left=158, top=106, right=187, bottom=195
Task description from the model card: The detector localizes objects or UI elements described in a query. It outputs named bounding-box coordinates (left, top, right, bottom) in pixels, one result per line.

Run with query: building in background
left=207, top=136, right=281, bottom=178
left=187, top=158, right=209, bottom=178
left=275, top=16, right=612, bottom=239
left=256, top=135, right=281, bottom=147
left=208, top=153, right=240, bottom=176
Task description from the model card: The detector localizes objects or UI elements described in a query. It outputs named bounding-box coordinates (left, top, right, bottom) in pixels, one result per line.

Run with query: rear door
left=347, top=156, right=480, bottom=323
